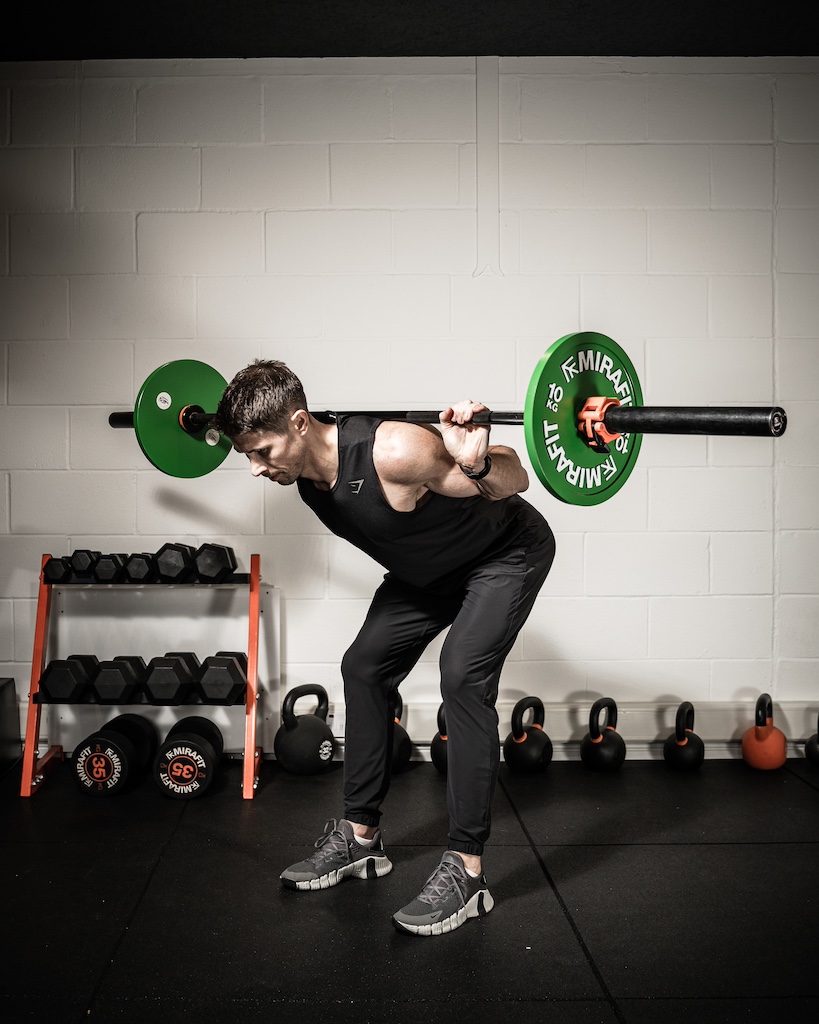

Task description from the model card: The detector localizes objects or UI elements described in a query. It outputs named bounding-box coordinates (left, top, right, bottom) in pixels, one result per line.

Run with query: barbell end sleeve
left=108, top=412, right=135, bottom=429
left=770, top=407, right=787, bottom=437
left=604, top=405, right=788, bottom=438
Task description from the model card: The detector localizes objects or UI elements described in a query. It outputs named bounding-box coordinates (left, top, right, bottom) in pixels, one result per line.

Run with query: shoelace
left=309, top=820, right=350, bottom=865
left=417, top=860, right=467, bottom=907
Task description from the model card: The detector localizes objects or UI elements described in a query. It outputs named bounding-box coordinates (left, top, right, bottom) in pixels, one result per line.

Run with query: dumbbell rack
left=20, top=553, right=263, bottom=800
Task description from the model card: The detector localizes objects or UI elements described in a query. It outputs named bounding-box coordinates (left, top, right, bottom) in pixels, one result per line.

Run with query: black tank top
left=297, top=415, right=541, bottom=589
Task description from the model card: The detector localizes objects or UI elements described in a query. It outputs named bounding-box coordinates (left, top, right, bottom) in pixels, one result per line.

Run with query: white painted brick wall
left=586, top=145, right=711, bottom=207
left=708, top=277, right=772, bottom=338
left=778, top=144, right=819, bottom=205
left=137, top=212, right=264, bottom=274
left=264, top=77, right=391, bottom=142
left=70, top=275, right=196, bottom=339
left=517, top=75, right=647, bottom=141
left=79, top=82, right=136, bottom=145
left=11, top=83, right=78, bottom=144
left=645, top=76, right=772, bottom=141
left=136, top=79, right=263, bottom=144
left=520, top=210, right=647, bottom=273
left=646, top=338, right=774, bottom=405
left=777, top=275, right=819, bottom=336
left=78, top=148, right=201, bottom=210
left=710, top=144, right=773, bottom=208
left=0, top=407, right=67, bottom=469
left=583, top=277, right=708, bottom=339
left=649, top=211, right=772, bottom=274
left=330, top=143, right=463, bottom=206
left=12, top=213, right=136, bottom=275
left=777, top=209, right=819, bottom=271
left=202, top=145, right=330, bottom=208
left=197, top=276, right=322, bottom=337
left=265, top=211, right=392, bottom=273
left=1, top=56, right=817, bottom=746
left=779, top=531, right=819, bottom=593
left=0, top=277, right=67, bottom=338
left=0, top=149, right=73, bottom=210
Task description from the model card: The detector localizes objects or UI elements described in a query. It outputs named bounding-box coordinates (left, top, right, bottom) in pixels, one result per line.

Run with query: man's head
left=214, top=359, right=308, bottom=440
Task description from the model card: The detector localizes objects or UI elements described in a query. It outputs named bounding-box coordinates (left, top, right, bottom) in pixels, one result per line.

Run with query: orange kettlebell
left=741, top=693, right=786, bottom=770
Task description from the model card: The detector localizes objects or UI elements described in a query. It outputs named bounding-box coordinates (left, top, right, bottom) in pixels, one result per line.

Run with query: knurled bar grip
left=604, top=405, right=787, bottom=438
left=311, top=410, right=524, bottom=425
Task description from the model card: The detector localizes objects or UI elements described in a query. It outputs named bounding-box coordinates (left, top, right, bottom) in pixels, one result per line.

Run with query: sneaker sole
left=281, top=854, right=392, bottom=891
left=391, top=888, right=494, bottom=936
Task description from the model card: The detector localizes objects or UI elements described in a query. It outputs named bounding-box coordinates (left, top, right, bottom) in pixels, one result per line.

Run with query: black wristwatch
left=460, top=454, right=492, bottom=480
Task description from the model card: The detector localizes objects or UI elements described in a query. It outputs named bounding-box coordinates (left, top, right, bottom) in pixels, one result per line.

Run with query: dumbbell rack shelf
left=20, top=553, right=263, bottom=800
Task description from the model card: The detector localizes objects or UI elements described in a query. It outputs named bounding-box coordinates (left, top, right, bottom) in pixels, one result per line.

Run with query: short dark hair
left=214, top=360, right=308, bottom=438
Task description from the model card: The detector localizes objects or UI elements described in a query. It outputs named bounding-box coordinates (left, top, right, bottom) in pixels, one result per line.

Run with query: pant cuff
left=344, top=813, right=381, bottom=829
left=447, top=840, right=484, bottom=857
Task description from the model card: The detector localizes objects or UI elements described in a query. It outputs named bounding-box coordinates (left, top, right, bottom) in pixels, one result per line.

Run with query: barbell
left=109, top=332, right=787, bottom=506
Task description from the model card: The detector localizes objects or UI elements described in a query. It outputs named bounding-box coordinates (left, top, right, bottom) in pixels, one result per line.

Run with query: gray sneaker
left=280, top=818, right=392, bottom=891
left=391, top=851, right=494, bottom=936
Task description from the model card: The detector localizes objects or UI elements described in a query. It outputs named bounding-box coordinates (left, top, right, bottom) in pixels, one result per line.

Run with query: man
left=215, top=360, right=555, bottom=936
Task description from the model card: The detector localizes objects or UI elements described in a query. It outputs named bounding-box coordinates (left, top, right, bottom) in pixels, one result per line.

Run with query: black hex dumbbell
left=123, top=552, right=158, bottom=584
left=198, top=651, right=248, bottom=705
left=72, top=714, right=158, bottom=796
left=69, top=549, right=101, bottom=581
left=43, top=556, right=73, bottom=585
left=38, top=655, right=100, bottom=703
left=153, top=716, right=224, bottom=799
left=155, top=543, right=197, bottom=583
left=90, top=655, right=148, bottom=704
left=193, top=543, right=238, bottom=583
left=93, top=553, right=129, bottom=583
left=143, top=651, right=200, bottom=705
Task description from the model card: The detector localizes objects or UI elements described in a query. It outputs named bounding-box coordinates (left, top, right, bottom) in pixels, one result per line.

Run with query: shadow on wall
left=151, top=486, right=247, bottom=536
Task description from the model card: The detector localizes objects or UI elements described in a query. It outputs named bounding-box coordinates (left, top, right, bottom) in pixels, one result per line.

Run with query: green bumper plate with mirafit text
left=524, top=332, right=644, bottom=506
left=133, top=360, right=232, bottom=478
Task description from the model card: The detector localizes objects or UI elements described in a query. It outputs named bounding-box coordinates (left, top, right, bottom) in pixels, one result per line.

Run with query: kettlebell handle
left=588, top=697, right=618, bottom=742
left=282, top=683, right=330, bottom=729
left=511, top=696, right=545, bottom=742
left=675, top=701, right=696, bottom=745
left=755, top=692, right=774, bottom=727
left=391, top=691, right=404, bottom=725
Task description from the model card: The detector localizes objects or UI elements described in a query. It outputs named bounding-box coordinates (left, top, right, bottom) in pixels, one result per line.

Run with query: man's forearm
left=460, top=445, right=529, bottom=500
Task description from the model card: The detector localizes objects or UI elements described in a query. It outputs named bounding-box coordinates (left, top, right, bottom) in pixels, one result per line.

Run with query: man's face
left=233, top=425, right=305, bottom=486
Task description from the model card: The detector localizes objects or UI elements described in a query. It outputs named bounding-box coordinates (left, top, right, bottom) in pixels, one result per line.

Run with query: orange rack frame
left=20, top=553, right=263, bottom=800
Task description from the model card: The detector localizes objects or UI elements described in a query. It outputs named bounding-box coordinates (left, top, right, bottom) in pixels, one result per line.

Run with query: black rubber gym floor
left=2, top=754, right=818, bottom=1023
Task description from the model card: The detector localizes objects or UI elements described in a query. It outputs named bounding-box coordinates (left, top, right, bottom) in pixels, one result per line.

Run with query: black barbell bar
left=109, top=405, right=785, bottom=436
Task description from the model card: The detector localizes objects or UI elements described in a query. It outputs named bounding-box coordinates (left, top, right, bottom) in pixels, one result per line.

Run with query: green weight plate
left=133, top=360, right=231, bottom=478
left=524, top=332, right=644, bottom=506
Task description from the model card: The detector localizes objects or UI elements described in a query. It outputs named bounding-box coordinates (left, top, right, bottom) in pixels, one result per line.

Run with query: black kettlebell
left=430, top=703, right=448, bottom=776
left=391, top=692, right=412, bottom=773
left=274, top=683, right=336, bottom=775
left=580, top=697, right=626, bottom=772
left=503, top=696, right=553, bottom=773
left=805, top=713, right=819, bottom=767
left=663, top=701, right=705, bottom=771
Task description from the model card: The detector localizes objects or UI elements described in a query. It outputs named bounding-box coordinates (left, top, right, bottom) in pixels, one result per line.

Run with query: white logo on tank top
left=349, top=479, right=364, bottom=494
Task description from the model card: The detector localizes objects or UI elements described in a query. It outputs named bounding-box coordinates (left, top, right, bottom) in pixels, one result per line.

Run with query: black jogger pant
left=340, top=514, right=555, bottom=857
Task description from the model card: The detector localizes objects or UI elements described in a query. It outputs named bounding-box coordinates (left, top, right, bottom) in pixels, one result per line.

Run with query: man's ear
left=291, top=409, right=310, bottom=435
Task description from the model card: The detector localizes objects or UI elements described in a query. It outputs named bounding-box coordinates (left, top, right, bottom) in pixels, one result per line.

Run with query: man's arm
left=373, top=401, right=530, bottom=505
left=437, top=400, right=529, bottom=500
